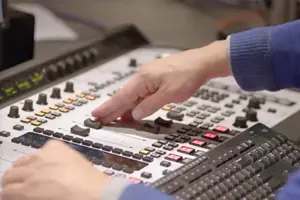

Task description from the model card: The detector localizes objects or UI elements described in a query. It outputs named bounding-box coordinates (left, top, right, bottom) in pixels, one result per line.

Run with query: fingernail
left=132, top=108, right=144, bottom=120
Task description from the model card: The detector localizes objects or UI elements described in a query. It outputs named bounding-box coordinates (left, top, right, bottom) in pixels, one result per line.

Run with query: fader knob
left=129, top=58, right=137, bottom=67
left=64, top=82, right=74, bottom=93
left=22, top=99, right=34, bottom=112
left=248, top=97, right=261, bottom=109
left=245, top=109, right=258, bottom=122
left=233, top=116, right=247, bottom=128
left=8, top=106, right=20, bottom=118
left=51, top=88, right=61, bottom=99
left=37, top=93, right=48, bottom=105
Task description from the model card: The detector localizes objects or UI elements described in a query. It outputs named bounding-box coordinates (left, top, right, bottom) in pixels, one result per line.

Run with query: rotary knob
left=37, top=93, right=48, bottom=105
left=233, top=116, right=247, bottom=128
left=8, top=106, right=20, bottom=118
left=74, top=54, right=84, bottom=68
left=82, top=51, right=92, bottom=65
left=248, top=97, right=261, bottom=109
left=64, top=82, right=74, bottom=93
left=22, top=99, right=34, bottom=112
left=56, top=63, right=66, bottom=77
left=46, top=67, right=58, bottom=81
left=245, top=109, right=258, bottom=122
left=51, top=88, right=61, bottom=99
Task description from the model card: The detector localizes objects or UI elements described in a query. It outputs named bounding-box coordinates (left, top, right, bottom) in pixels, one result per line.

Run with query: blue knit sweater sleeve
left=230, top=19, right=300, bottom=91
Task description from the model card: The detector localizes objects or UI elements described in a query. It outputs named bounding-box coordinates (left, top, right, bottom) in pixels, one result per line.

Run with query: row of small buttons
left=31, top=127, right=153, bottom=163
left=207, top=81, right=296, bottom=107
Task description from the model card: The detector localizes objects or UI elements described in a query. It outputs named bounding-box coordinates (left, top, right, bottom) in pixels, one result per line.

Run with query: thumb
left=132, top=88, right=170, bottom=120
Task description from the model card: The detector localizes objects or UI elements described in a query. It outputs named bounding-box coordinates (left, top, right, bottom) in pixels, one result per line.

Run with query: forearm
left=229, top=19, right=300, bottom=91
left=100, top=178, right=174, bottom=200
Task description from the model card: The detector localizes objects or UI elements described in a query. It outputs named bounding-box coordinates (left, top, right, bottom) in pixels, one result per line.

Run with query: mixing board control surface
left=0, top=25, right=300, bottom=186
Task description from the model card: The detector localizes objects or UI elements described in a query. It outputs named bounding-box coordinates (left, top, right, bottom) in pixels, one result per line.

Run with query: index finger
left=91, top=76, right=141, bottom=119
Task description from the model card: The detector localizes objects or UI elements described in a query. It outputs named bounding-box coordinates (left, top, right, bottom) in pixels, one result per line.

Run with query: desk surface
left=9, top=0, right=300, bottom=142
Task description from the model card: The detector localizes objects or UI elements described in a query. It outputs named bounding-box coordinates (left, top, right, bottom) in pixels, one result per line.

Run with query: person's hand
left=92, top=40, right=231, bottom=123
left=1, top=140, right=110, bottom=200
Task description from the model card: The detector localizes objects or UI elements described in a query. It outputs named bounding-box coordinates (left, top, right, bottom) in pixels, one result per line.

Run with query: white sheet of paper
left=11, top=3, right=78, bottom=41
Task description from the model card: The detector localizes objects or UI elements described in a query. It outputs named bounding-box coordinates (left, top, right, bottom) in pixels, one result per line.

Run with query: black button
left=43, top=130, right=54, bottom=136
left=112, top=148, right=123, bottom=154
left=165, top=135, right=175, bottom=141
left=141, top=172, right=152, bottom=179
left=122, top=151, right=133, bottom=157
left=72, top=137, right=83, bottom=143
left=71, top=125, right=90, bottom=137
left=156, top=150, right=166, bottom=155
left=102, top=161, right=113, bottom=168
left=152, top=142, right=163, bottom=148
left=154, top=117, right=173, bottom=127
left=168, top=143, right=179, bottom=148
left=0, top=131, right=10, bottom=137
left=92, top=158, right=102, bottom=165
left=53, top=132, right=63, bottom=138
left=143, top=156, right=153, bottom=162
left=160, top=161, right=171, bottom=167
left=21, top=139, right=32, bottom=146
left=33, top=127, right=44, bottom=133
left=163, top=169, right=172, bottom=175
left=62, top=135, right=73, bottom=141
left=13, top=124, right=24, bottom=131
left=174, top=138, right=185, bottom=143
left=102, top=145, right=113, bottom=152
left=158, top=140, right=168, bottom=145
left=225, top=104, right=233, bottom=108
left=82, top=140, right=93, bottom=146
left=150, top=153, right=161, bottom=158
left=170, top=133, right=180, bottom=137
left=163, top=145, right=173, bottom=151
left=177, top=128, right=187, bottom=134
left=123, top=168, right=134, bottom=174
left=133, top=153, right=143, bottom=160
left=11, top=137, right=21, bottom=144
left=92, top=142, right=103, bottom=149
left=84, top=118, right=102, bottom=129
left=268, top=108, right=277, bottom=113
left=112, top=164, right=123, bottom=171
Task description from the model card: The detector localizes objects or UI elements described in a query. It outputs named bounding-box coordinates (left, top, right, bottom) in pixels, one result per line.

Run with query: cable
left=37, top=0, right=108, bottom=33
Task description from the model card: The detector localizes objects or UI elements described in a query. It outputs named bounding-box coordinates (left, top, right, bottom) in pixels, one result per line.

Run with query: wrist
left=193, top=39, right=231, bottom=81
left=207, top=40, right=232, bottom=79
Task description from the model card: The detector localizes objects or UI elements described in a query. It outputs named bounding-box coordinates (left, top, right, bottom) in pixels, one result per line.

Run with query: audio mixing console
left=0, top=25, right=300, bottom=186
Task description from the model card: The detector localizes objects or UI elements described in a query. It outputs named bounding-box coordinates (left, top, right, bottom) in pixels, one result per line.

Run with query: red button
left=129, top=177, right=143, bottom=184
left=190, top=139, right=207, bottom=147
left=203, top=132, right=218, bottom=140
left=214, top=126, right=229, bottom=133
left=178, top=146, right=195, bottom=154
left=166, top=153, right=183, bottom=162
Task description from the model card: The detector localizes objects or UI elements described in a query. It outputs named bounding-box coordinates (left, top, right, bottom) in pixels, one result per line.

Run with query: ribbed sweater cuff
left=229, top=27, right=278, bottom=91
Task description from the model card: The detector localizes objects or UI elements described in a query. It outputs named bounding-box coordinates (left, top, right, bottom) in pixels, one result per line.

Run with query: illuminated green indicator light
left=16, top=80, right=31, bottom=90
left=30, top=72, right=44, bottom=85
